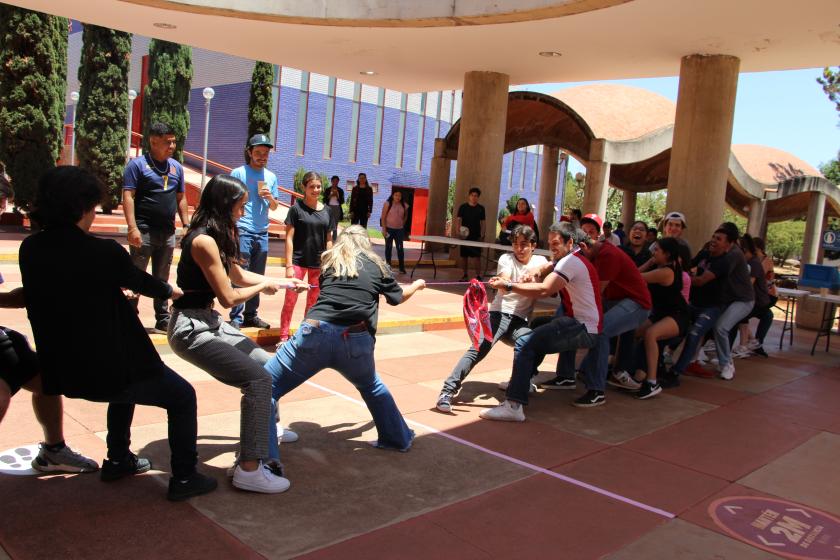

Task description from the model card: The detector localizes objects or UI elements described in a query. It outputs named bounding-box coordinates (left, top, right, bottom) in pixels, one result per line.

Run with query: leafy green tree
left=76, top=24, right=131, bottom=212
left=820, top=159, right=840, bottom=185
left=0, top=8, right=68, bottom=211
left=248, top=61, right=273, bottom=139
left=766, top=220, right=806, bottom=266
left=141, top=39, right=192, bottom=161
left=817, top=67, right=839, bottom=120
left=634, top=190, right=667, bottom=228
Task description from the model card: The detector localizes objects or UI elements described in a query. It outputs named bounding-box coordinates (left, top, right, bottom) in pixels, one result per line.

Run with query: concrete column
left=582, top=139, right=609, bottom=218
left=454, top=71, right=510, bottom=243
left=426, top=138, right=451, bottom=242
left=802, top=192, right=826, bottom=265
left=537, top=146, right=560, bottom=243
left=746, top=199, right=767, bottom=238
left=666, top=54, right=740, bottom=252
left=620, top=190, right=637, bottom=226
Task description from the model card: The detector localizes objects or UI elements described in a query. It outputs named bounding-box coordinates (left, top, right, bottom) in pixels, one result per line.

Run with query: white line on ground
left=303, top=380, right=676, bottom=519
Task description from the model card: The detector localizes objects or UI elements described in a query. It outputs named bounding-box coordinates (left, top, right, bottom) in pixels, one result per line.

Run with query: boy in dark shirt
left=455, top=187, right=486, bottom=281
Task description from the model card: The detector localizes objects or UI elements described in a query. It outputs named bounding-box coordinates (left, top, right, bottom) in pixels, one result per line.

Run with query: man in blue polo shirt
left=229, top=133, right=281, bottom=329
left=123, top=122, right=189, bottom=333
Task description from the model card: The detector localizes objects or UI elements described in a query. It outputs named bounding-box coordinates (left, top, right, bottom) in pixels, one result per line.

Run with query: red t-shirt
left=594, top=242, right=652, bottom=309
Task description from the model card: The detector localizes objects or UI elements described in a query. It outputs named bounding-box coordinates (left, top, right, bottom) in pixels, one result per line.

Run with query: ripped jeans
left=672, top=305, right=723, bottom=374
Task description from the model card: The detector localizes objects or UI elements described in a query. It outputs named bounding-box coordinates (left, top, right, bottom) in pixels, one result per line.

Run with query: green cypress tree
left=141, top=39, right=192, bottom=162
left=76, top=24, right=132, bottom=212
left=248, top=61, right=274, bottom=139
left=0, top=8, right=69, bottom=211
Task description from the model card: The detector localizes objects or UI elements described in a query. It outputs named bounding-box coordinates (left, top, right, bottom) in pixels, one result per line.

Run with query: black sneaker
left=658, top=370, right=681, bottom=388
left=100, top=453, right=152, bottom=482
left=243, top=316, right=271, bottom=329
left=541, top=377, right=577, bottom=390
left=167, top=472, right=218, bottom=501
left=752, top=346, right=768, bottom=358
left=572, top=390, right=605, bottom=408
left=153, top=320, right=169, bottom=334
left=637, top=381, right=662, bottom=400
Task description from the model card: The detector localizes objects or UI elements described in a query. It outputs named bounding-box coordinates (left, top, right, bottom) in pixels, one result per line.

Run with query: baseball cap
left=663, top=211, right=687, bottom=228
left=580, top=213, right=603, bottom=232
left=247, top=133, right=273, bottom=149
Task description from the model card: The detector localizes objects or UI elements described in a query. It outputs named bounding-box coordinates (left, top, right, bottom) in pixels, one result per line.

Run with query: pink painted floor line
left=303, top=379, right=676, bottom=520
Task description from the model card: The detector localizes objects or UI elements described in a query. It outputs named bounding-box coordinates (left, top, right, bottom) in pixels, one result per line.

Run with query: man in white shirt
left=481, top=222, right=603, bottom=422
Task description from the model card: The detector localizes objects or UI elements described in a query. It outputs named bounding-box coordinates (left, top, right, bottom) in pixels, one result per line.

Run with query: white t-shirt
left=600, top=233, right=621, bottom=246
left=552, top=252, right=602, bottom=334
left=490, top=253, right=549, bottom=319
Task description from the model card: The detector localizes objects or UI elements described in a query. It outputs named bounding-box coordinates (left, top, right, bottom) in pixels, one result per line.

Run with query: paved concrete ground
left=1, top=223, right=839, bottom=559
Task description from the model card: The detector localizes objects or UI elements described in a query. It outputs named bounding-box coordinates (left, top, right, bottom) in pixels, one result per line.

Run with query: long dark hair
left=514, top=197, right=531, bottom=215
left=657, top=236, right=684, bottom=277
left=385, top=190, right=407, bottom=210
left=187, top=174, right=246, bottom=270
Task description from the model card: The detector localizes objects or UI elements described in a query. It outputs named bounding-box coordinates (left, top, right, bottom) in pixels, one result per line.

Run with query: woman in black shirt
left=279, top=171, right=333, bottom=342
left=265, top=225, right=425, bottom=452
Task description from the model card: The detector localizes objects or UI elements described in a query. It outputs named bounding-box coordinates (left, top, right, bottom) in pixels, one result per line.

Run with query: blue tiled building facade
left=64, top=28, right=567, bottom=231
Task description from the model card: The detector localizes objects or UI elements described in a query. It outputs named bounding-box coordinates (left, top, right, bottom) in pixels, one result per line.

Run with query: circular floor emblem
left=0, top=444, right=40, bottom=476
left=709, top=496, right=840, bottom=560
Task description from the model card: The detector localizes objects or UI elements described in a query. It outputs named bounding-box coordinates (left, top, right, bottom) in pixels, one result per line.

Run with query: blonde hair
left=321, top=225, right=390, bottom=278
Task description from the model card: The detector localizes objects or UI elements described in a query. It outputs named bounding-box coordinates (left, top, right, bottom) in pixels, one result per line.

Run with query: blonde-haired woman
left=264, top=225, right=425, bottom=451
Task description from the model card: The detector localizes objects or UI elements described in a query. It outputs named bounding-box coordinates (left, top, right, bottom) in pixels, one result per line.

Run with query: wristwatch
left=505, top=281, right=513, bottom=291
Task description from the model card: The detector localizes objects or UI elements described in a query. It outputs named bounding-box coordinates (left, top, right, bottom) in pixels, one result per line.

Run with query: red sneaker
left=685, top=362, right=716, bottom=378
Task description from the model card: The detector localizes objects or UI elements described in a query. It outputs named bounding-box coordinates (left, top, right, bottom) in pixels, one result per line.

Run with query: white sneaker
left=719, top=363, right=735, bottom=380
left=696, top=348, right=709, bottom=364
left=732, top=345, right=751, bottom=359
left=497, top=380, right=538, bottom=393
left=279, top=427, right=299, bottom=443
left=703, top=341, right=717, bottom=353
left=479, top=400, right=526, bottom=422
left=232, top=462, right=291, bottom=493
left=746, top=339, right=761, bottom=351
left=607, top=370, right=642, bottom=390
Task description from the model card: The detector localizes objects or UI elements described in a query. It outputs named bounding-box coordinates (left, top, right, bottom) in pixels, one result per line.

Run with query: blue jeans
left=384, top=227, right=406, bottom=271
left=230, top=229, right=269, bottom=324
left=506, top=316, right=597, bottom=405
left=578, top=299, right=650, bottom=391
left=265, top=320, right=414, bottom=451
left=714, top=300, right=754, bottom=367
left=673, top=305, right=723, bottom=373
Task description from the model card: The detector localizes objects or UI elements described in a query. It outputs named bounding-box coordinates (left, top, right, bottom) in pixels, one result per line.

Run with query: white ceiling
left=4, top=0, right=840, bottom=92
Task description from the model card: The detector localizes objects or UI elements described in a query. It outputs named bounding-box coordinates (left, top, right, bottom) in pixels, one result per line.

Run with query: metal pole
left=201, top=98, right=210, bottom=188
left=126, top=89, right=137, bottom=161
left=69, top=91, right=79, bottom=165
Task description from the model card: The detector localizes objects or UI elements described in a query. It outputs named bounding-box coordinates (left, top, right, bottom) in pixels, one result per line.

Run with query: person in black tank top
left=168, top=174, right=308, bottom=495
left=632, top=237, right=689, bottom=399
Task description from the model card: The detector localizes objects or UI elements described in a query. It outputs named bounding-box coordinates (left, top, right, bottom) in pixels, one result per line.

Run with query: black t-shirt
left=689, top=249, right=722, bottom=308
left=285, top=199, right=334, bottom=268
left=457, top=203, right=485, bottom=240
left=621, top=245, right=652, bottom=268
left=712, top=245, right=754, bottom=304
left=747, top=256, right=770, bottom=308
left=306, top=255, right=404, bottom=335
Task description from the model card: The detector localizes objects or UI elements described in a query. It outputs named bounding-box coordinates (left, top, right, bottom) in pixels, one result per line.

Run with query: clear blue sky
left=517, top=67, right=839, bottom=173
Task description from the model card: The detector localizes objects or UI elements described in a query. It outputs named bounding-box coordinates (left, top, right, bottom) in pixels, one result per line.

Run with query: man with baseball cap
left=228, top=133, right=281, bottom=329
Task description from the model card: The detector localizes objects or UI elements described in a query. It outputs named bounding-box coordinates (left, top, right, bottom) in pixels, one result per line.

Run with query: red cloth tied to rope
left=463, top=279, right=493, bottom=350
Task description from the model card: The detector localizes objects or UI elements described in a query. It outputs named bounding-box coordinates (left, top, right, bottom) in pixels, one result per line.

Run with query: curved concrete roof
left=443, top=88, right=840, bottom=220
left=550, top=84, right=675, bottom=142
left=8, top=0, right=839, bottom=92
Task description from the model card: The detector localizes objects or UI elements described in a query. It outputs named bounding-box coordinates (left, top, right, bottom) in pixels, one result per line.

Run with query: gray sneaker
left=32, top=443, right=99, bottom=473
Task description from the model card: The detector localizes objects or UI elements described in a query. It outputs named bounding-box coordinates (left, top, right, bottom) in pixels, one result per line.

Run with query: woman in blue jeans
left=381, top=190, right=409, bottom=274
left=264, top=225, right=425, bottom=451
